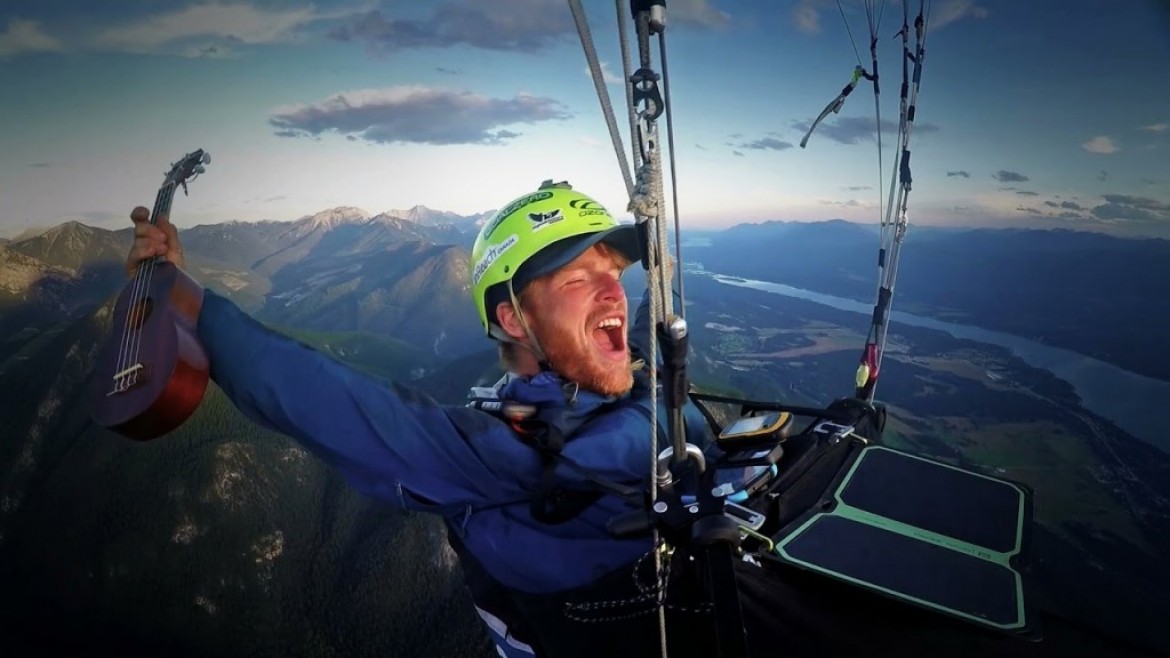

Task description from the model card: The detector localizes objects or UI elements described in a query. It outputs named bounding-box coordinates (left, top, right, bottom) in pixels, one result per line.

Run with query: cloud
left=820, top=199, right=863, bottom=207
left=578, top=135, right=602, bottom=148
left=732, top=150, right=745, bottom=157
left=1016, top=206, right=1044, bottom=216
left=435, top=67, right=461, bottom=75
left=931, top=0, right=990, bottom=30
left=792, top=1, right=821, bottom=34
left=671, top=0, right=732, bottom=28
left=1090, top=194, right=1170, bottom=223
left=586, top=61, right=623, bottom=85
left=843, top=186, right=872, bottom=191
left=329, top=1, right=573, bottom=54
left=1140, top=122, right=1168, bottom=133
left=1081, top=135, right=1119, bottom=154
left=991, top=170, right=1029, bottom=183
left=695, top=144, right=707, bottom=151
left=0, top=18, right=63, bottom=57
left=792, top=116, right=939, bottom=146
left=1044, top=200, right=1085, bottom=211
left=268, top=86, right=572, bottom=146
left=735, top=137, right=794, bottom=152
left=1014, top=190, right=1039, bottom=196
left=91, top=3, right=351, bottom=55
left=947, top=170, right=971, bottom=178
left=1098, top=170, right=1110, bottom=182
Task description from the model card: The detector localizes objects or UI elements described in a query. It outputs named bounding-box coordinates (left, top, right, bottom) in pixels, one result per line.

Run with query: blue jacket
left=197, top=288, right=712, bottom=595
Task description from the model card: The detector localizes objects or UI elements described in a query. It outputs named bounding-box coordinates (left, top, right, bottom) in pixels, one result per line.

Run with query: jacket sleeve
left=196, top=290, right=536, bottom=510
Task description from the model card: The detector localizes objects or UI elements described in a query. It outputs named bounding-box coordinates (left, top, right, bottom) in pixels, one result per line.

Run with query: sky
left=1, top=0, right=1168, bottom=239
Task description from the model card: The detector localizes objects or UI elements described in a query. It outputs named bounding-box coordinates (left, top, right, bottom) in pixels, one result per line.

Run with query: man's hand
left=126, top=206, right=185, bottom=277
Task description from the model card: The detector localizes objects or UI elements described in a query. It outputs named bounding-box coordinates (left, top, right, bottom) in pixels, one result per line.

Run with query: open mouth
left=591, top=316, right=628, bottom=360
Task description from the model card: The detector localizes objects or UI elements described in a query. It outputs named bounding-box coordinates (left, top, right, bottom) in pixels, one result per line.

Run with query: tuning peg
left=201, top=152, right=211, bottom=164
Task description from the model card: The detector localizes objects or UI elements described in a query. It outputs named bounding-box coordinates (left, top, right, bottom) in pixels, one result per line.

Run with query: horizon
left=5, top=205, right=1168, bottom=244
left=1, top=1, right=1168, bottom=239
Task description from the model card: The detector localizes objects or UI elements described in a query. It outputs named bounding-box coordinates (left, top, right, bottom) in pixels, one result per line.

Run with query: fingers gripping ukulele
left=91, top=150, right=212, bottom=440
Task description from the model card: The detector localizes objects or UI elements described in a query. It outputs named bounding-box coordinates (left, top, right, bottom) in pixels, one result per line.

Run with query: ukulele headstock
left=165, top=149, right=211, bottom=194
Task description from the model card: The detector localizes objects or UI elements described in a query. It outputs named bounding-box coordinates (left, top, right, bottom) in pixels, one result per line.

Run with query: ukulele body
left=91, top=261, right=210, bottom=440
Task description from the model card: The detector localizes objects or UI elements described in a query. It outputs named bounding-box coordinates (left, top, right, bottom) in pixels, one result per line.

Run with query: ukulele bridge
left=107, top=363, right=146, bottom=395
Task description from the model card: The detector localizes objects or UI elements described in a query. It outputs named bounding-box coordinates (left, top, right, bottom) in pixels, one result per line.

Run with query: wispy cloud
left=1081, top=135, right=1119, bottom=154
left=1140, top=122, right=1168, bottom=133
left=947, top=170, right=971, bottom=178
left=932, top=0, right=990, bottom=30
left=792, top=0, right=822, bottom=34
left=820, top=199, right=864, bottom=207
left=732, top=150, right=745, bottom=157
left=792, top=116, right=939, bottom=146
left=268, top=86, right=572, bottom=146
left=435, top=67, right=461, bottom=75
left=671, top=0, right=732, bottom=28
left=992, top=170, right=1029, bottom=183
left=1099, top=170, right=1110, bottom=182
left=843, top=185, right=872, bottom=191
left=91, top=3, right=354, bottom=56
left=586, top=61, right=623, bottom=85
left=1045, top=200, right=1085, bottom=211
left=1014, top=190, right=1038, bottom=196
left=0, top=18, right=63, bottom=57
left=734, top=136, right=795, bottom=152
left=329, top=1, right=572, bottom=54
left=1091, top=194, right=1170, bottom=223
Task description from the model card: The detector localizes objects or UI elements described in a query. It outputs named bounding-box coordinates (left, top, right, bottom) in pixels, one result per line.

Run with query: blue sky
left=1, top=0, right=1168, bottom=238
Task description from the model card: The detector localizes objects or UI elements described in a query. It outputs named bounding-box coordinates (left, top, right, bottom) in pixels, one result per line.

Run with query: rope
left=568, top=0, right=635, bottom=197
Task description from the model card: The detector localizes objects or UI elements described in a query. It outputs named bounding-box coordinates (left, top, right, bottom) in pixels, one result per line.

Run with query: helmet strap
left=504, top=279, right=553, bottom=371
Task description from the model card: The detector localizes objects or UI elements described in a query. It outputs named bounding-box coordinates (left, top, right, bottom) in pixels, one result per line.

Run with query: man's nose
left=597, top=273, right=625, bottom=303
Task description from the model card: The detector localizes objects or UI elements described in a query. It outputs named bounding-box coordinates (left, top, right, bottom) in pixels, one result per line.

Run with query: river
left=705, top=273, right=1170, bottom=454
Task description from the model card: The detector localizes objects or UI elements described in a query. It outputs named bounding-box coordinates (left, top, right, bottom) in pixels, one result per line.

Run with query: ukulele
left=91, top=149, right=212, bottom=440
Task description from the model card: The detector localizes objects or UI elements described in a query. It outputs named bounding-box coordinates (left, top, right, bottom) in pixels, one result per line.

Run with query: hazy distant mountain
left=0, top=205, right=490, bottom=359
left=258, top=240, right=480, bottom=358
left=4, top=221, right=128, bottom=272
left=384, top=204, right=493, bottom=230
left=699, top=221, right=1170, bottom=381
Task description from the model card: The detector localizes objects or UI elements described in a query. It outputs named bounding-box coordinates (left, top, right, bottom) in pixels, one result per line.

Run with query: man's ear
left=495, top=300, right=529, bottom=342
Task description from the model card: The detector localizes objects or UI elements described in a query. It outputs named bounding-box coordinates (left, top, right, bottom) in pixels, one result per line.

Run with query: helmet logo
left=527, top=208, right=564, bottom=232
left=483, top=191, right=555, bottom=240
left=472, top=234, right=519, bottom=285
left=569, top=198, right=609, bottom=217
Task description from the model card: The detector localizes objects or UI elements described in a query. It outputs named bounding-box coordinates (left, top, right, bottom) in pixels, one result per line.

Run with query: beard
left=531, top=317, right=634, bottom=397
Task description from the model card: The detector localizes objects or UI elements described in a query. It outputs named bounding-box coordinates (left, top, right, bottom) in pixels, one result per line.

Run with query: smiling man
left=124, top=179, right=716, bottom=658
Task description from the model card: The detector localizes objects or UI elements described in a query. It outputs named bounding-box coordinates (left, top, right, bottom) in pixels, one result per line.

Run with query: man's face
left=523, top=244, right=633, bottom=396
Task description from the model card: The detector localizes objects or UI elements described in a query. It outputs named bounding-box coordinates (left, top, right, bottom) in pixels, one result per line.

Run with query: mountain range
left=2, top=207, right=1168, bottom=656
left=696, top=219, right=1170, bottom=381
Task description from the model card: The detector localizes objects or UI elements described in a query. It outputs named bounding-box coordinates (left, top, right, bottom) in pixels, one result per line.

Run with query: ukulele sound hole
left=129, top=297, right=155, bottom=330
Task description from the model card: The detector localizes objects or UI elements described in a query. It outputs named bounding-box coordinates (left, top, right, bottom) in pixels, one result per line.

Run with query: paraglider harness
left=455, top=373, right=900, bottom=658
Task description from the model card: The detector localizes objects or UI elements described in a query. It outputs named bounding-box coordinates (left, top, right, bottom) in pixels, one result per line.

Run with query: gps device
left=717, top=411, right=793, bottom=449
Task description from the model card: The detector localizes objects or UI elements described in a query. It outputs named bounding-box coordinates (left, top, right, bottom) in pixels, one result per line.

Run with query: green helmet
left=471, top=180, right=640, bottom=338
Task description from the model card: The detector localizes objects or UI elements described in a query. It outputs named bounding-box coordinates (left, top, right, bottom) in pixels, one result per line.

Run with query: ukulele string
left=113, top=187, right=166, bottom=392
left=127, top=185, right=173, bottom=388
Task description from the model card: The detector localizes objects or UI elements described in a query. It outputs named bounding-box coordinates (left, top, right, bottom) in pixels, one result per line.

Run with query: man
left=125, top=180, right=714, bottom=657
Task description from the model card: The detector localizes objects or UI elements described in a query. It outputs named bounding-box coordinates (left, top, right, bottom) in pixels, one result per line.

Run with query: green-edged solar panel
left=771, top=446, right=1031, bottom=632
